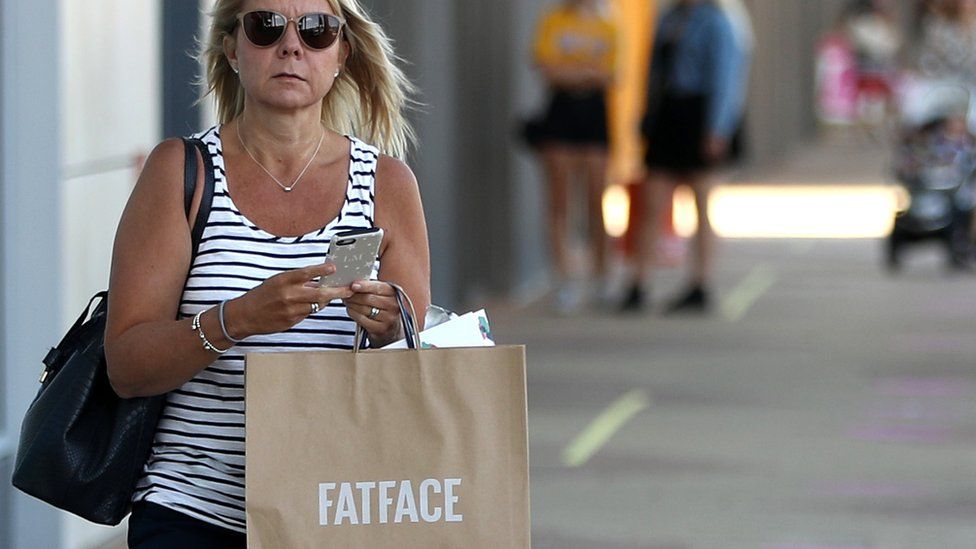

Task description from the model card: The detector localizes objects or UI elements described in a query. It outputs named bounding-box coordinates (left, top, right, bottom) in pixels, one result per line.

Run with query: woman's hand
left=224, top=263, right=355, bottom=339
left=342, top=280, right=404, bottom=347
left=704, top=134, right=729, bottom=164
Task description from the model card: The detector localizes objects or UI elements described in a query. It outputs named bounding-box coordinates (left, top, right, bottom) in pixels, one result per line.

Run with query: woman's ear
left=223, top=34, right=239, bottom=71
left=339, top=33, right=352, bottom=68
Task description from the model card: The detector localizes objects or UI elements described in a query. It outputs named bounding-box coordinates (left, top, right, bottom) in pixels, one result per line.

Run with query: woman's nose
left=278, top=21, right=304, bottom=57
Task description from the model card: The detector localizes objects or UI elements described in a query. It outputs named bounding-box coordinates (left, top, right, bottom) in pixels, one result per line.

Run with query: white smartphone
left=319, top=228, right=384, bottom=287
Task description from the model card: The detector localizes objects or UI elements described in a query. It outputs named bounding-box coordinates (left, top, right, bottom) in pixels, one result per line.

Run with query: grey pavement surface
left=485, top=134, right=976, bottom=549
left=491, top=237, right=976, bottom=549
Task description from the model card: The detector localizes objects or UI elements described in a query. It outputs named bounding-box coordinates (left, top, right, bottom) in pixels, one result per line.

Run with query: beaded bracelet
left=192, top=310, right=230, bottom=354
left=218, top=300, right=244, bottom=344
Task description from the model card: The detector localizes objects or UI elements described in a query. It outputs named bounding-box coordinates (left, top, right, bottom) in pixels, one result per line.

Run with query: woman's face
left=226, top=0, right=348, bottom=113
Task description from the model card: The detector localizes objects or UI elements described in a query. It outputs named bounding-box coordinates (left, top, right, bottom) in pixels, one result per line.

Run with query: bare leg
left=636, top=170, right=673, bottom=281
left=541, top=146, right=574, bottom=282
left=620, top=169, right=672, bottom=310
left=662, top=171, right=714, bottom=313
left=687, top=172, right=715, bottom=286
left=582, top=146, right=609, bottom=280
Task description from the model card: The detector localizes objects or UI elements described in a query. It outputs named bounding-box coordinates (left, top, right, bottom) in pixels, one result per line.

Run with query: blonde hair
left=201, top=0, right=417, bottom=158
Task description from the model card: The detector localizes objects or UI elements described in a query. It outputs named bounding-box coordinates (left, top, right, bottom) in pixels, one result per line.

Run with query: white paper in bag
left=383, top=309, right=494, bottom=349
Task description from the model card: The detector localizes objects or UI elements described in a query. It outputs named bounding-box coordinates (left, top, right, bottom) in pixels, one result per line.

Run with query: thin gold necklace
left=236, top=118, right=326, bottom=193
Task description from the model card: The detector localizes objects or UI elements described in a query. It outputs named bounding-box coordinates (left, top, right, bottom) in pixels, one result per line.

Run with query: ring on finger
left=310, top=302, right=320, bottom=315
left=369, top=306, right=380, bottom=320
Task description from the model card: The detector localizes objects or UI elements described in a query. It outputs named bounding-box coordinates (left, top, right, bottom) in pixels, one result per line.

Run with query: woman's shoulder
left=140, top=125, right=218, bottom=191
left=375, top=154, right=417, bottom=191
left=372, top=153, right=422, bottom=234
left=143, top=138, right=189, bottom=176
left=144, top=126, right=219, bottom=165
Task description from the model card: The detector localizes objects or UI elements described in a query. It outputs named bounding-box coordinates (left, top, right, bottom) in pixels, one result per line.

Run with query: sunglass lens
left=242, top=11, right=286, bottom=47
left=298, top=14, right=342, bottom=50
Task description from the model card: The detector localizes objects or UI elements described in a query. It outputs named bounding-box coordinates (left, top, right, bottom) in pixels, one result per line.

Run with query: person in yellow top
left=529, top=0, right=618, bottom=313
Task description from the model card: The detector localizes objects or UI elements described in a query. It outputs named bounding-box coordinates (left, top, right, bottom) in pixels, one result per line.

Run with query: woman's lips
left=274, top=73, right=305, bottom=81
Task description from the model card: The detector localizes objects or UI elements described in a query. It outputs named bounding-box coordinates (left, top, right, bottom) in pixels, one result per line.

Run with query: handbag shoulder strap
left=181, top=137, right=215, bottom=259
left=43, top=140, right=216, bottom=376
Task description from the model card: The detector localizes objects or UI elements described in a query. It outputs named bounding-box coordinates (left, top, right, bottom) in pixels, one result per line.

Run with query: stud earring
left=333, top=68, right=341, bottom=78
left=232, top=65, right=239, bottom=74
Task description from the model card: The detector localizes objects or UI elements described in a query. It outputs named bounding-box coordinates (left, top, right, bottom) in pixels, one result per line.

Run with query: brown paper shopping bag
left=245, top=345, right=530, bottom=548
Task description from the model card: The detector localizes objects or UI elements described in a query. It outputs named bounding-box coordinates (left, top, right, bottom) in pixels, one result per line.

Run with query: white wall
left=59, top=1, right=161, bottom=547
left=60, top=0, right=161, bottom=323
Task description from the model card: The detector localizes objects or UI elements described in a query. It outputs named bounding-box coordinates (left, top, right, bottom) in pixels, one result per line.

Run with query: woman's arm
left=706, top=10, right=747, bottom=142
left=105, top=140, right=351, bottom=398
left=104, top=139, right=223, bottom=398
left=343, top=156, right=431, bottom=346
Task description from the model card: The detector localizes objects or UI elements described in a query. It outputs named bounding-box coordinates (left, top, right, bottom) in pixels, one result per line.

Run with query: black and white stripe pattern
left=132, top=126, right=380, bottom=533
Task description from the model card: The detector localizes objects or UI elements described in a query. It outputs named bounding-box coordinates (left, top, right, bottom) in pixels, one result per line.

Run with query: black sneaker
left=619, top=283, right=646, bottom=313
left=664, top=285, right=709, bottom=314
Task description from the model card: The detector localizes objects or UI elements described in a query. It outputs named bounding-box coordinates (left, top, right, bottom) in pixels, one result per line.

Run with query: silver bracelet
left=192, top=310, right=230, bottom=354
left=218, top=300, right=244, bottom=344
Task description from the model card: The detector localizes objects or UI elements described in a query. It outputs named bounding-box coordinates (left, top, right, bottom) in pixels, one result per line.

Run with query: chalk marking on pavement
left=562, top=389, right=651, bottom=468
left=720, top=264, right=778, bottom=323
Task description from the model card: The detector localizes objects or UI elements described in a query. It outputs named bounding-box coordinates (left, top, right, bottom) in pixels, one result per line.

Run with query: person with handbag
left=529, top=0, right=618, bottom=312
left=103, top=1, right=430, bottom=545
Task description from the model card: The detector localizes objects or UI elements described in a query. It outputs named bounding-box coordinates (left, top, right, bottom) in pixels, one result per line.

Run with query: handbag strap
left=45, top=140, right=215, bottom=369
left=182, top=137, right=215, bottom=260
left=42, top=291, right=108, bottom=370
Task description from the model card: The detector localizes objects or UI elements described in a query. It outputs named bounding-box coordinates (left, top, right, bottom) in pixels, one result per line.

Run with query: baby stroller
left=888, top=79, right=976, bottom=270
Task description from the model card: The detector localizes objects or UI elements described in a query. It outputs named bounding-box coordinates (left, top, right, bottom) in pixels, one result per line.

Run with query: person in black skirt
left=529, top=0, right=618, bottom=312
left=622, top=0, right=750, bottom=313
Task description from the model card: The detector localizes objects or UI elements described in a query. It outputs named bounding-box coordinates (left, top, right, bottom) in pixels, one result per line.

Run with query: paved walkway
left=488, top=136, right=976, bottom=548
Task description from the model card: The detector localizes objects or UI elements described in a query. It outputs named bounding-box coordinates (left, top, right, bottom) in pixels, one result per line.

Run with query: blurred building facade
left=1, top=1, right=894, bottom=547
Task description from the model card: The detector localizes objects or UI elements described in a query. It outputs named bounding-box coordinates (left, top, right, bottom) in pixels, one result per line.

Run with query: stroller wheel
left=946, top=222, right=975, bottom=271
left=886, top=234, right=903, bottom=272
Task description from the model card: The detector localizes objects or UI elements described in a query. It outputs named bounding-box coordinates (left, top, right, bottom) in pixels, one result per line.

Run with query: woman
left=622, top=0, right=748, bottom=313
left=103, top=0, right=430, bottom=545
left=531, top=0, right=617, bottom=312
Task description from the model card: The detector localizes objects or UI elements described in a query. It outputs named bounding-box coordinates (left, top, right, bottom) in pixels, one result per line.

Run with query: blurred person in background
left=844, top=0, right=903, bottom=126
left=910, top=0, right=976, bottom=85
left=621, top=0, right=750, bottom=313
left=529, top=0, right=618, bottom=313
left=104, top=0, right=430, bottom=545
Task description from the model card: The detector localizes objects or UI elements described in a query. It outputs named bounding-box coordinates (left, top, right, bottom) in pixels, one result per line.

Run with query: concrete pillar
left=363, top=0, right=551, bottom=304
left=364, top=0, right=462, bottom=306
left=0, top=0, right=64, bottom=545
left=162, top=0, right=204, bottom=138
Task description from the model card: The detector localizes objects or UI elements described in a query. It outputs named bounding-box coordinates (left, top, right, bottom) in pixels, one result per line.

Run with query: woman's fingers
left=289, top=262, right=336, bottom=286
left=346, top=305, right=387, bottom=327
left=349, top=279, right=395, bottom=296
left=343, top=280, right=403, bottom=345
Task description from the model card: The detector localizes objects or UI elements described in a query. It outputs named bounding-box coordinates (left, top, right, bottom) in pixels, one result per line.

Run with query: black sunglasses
left=237, top=10, right=345, bottom=51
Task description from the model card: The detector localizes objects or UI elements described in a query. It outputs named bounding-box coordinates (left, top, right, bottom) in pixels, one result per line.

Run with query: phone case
left=319, top=229, right=384, bottom=287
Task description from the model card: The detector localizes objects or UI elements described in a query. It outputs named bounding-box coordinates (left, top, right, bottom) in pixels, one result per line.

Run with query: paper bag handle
left=353, top=282, right=421, bottom=352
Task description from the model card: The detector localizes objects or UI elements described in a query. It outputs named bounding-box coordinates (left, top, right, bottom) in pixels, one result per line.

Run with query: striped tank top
left=132, top=125, right=381, bottom=532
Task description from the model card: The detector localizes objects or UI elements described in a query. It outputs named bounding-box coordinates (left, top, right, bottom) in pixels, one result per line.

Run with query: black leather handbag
left=12, top=137, right=216, bottom=525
